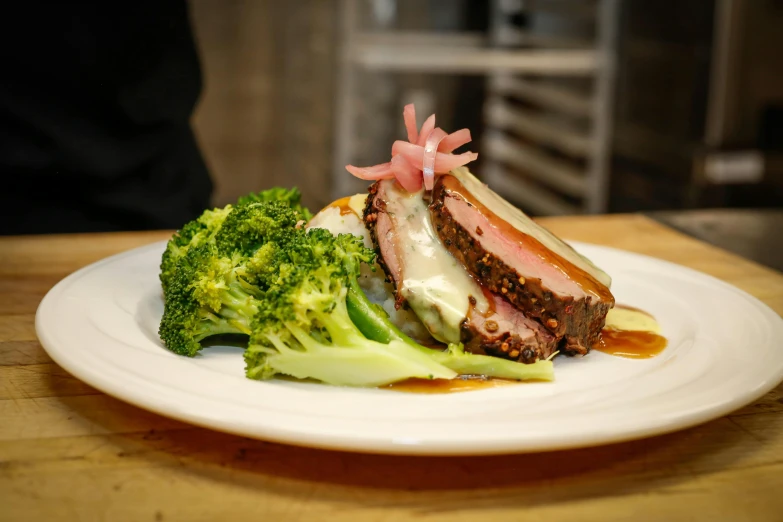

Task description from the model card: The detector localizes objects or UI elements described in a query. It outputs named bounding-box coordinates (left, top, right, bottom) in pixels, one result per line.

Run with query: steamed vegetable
left=159, top=206, right=232, bottom=294
left=158, top=200, right=303, bottom=356
left=244, top=228, right=456, bottom=386
left=236, top=186, right=313, bottom=221
left=159, top=187, right=311, bottom=293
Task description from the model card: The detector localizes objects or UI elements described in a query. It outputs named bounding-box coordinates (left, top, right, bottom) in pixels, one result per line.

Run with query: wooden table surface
left=2, top=214, right=783, bottom=522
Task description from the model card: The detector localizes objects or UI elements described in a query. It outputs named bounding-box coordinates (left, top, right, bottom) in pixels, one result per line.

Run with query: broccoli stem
left=217, top=300, right=257, bottom=335
left=346, top=278, right=554, bottom=382
left=312, top=297, right=365, bottom=348
left=426, top=350, right=553, bottom=381
left=207, top=279, right=260, bottom=336
left=250, top=321, right=457, bottom=387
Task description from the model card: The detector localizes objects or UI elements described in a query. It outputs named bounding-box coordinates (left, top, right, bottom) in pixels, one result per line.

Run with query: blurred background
left=1, top=0, right=781, bottom=246
left=190, top=0, right=783, bottom=217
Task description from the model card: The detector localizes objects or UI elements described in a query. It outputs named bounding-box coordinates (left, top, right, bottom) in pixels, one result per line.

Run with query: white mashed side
left=307, top=197, right=435, bottom=343
left=307, top=199, right=373, bottom=248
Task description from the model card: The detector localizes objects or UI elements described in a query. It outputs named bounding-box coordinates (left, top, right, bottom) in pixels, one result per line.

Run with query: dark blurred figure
left=0, top=2, right=213, bottom=235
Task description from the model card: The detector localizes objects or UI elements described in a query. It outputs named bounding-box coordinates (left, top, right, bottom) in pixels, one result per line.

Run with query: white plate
left=36, top=240, right=783, bottom=455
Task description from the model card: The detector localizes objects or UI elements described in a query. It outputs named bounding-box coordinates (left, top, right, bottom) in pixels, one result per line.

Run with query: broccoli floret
left=160, top=187, right=312, bottom=293
left=236, top=187, right=313, bottom=221
left=159, top=201, right=308, bottom=357
left=160, top=206, right=233, bottom=293
left=158, top=243, right=261, bottom=356
left=244, top=229, right=457, bottom=387
left=214, top=201, right=301, bottom=257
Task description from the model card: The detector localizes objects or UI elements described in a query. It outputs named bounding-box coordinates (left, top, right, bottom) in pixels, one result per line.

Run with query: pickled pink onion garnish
left=403, top=104, right=418, bottom=144
left=344, top=103, right=477, bottom=191
left=345, top=162, right=394, bottom=180
left=422, top=128, right=448, bottom=191
left=439, top=129, right=472, bottom=153
left=392, top=141, right=478, bottom=172
left=391, top=154, right=423, bottom=192
left=416, top=114, right=436, bottom=146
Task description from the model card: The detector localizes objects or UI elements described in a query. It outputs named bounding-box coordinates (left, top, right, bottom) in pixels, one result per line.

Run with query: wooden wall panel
left=189, top=0, right=337, bottom=210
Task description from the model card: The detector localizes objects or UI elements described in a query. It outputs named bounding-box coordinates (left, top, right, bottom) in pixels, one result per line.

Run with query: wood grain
left=189, top=0, right=337, bottom=211
left=1, top=215, right=782, bottom=522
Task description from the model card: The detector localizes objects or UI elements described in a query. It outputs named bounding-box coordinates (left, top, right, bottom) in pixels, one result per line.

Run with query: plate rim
left=34, top=239, right=783, bottom=456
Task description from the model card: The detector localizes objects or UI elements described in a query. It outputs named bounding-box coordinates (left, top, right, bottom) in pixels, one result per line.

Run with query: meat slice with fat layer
left=364, top=179, right=557, bottom=362
left=429, top=171, right=615, bottom=354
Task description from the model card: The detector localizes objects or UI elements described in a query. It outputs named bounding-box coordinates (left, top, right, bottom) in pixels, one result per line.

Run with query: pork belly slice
left=461, top=293, right=558, bottom=364
left=430, top=173, right=615, bottom=354
left=364, top=179, right=555, bottom=362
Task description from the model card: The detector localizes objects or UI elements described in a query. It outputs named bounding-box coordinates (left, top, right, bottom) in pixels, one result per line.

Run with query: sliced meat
left=461, top=293, right=557, bottom=364
left=363, top=180, right=404, bottom=305
left=430, top=174, right=615, bottom=354
left=364, top=179, right=555, bottom=363
left=364, top=179, right=494, bottom=344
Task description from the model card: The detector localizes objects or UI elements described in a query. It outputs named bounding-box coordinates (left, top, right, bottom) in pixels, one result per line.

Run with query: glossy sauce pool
left=593, top=328, right=668, bottom=359
left=383, top=376, right=518, bottom=394
left=324, top=196, right=356, bottom=216
left=596, top=304, right=668, bottom=358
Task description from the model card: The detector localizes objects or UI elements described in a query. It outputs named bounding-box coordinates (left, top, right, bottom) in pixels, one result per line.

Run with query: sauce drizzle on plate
left=594, top=328, right=668, bottom=359
left=597, top=304, right=667, bottom=358
left=384, top=376, right=517, bottom=394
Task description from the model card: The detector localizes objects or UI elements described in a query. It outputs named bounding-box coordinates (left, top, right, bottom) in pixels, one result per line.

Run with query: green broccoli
left=214, top=200, right=302, bottom=257
left=159, top=205, right=233, bottom=293
left=158, top=201, right=304, bottom=357
left=158, top=243, right=260, bottom=356
left=160, top=187, right=312, bottom=294
left=244, top=228, right=457, bottom=387
left=236, top=186, right=313, bottom=221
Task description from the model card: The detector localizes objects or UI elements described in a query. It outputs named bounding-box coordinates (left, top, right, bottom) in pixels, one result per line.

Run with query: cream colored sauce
left=347, top=193, right=367, bottom=216
left=598, top=306, right=667, bottom=358
left=449, top=167, right=612, bottom=289
left=383, top=183, right=489, bottom=344
left=604, top=307, right=661, bottom=334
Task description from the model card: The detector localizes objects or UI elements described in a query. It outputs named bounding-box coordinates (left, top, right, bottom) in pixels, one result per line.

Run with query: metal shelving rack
left=332, top=0, right=619, bottom=215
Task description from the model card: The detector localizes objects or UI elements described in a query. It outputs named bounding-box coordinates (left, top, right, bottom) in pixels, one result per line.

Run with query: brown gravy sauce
left=596, top=303, right=667, bottom=358
left=325, top=196, right=356, bottom=216
left=594, top=329, right=668, bottom=359
left=383, top=376, right=517, bottom=394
